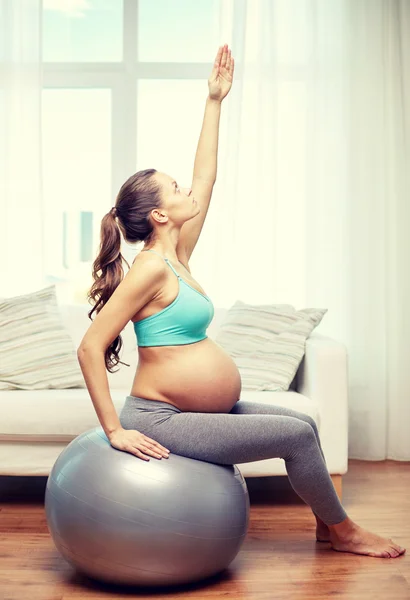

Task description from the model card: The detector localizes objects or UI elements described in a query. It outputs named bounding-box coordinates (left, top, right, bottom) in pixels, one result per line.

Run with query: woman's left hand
left=208, top=44, right=235, bottom=102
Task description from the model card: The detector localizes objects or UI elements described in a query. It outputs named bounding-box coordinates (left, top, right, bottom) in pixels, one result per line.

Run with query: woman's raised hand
left=208, top=44, right=235, bottom=102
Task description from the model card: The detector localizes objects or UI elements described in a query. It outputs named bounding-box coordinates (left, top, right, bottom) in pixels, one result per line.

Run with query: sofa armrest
left=296, top=332, right=349, bottom=474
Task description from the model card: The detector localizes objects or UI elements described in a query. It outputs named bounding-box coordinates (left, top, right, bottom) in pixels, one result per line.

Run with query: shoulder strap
left=143, top=249, right=180, bottom=278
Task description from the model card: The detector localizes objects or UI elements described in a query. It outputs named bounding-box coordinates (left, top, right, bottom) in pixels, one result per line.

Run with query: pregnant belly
left=130, top=338, right=242, bottom=413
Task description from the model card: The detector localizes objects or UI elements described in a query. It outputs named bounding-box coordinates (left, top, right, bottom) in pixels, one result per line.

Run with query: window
left=42, top=89, right=111, bottom=276
left=42, top=0, right=221, bottom=301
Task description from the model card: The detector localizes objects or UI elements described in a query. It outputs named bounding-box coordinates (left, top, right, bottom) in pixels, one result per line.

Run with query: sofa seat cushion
left=0, top=389, right=320, bottom=442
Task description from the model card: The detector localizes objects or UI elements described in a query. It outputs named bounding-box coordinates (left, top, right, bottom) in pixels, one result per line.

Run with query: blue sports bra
left=133, top=249, right=215, bottom=347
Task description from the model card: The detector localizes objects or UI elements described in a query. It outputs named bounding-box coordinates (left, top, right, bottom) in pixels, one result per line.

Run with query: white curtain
left=0, top=0, right=43, bottom=294
left=0, top=0, right=408, bottom=460
left=213, top=0, right=410, bottom=461
left=345, top=1, right=410, bottom=461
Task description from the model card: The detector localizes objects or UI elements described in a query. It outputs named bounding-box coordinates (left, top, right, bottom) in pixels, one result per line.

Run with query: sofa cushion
left=215, top=300, right=327, bottom=392
left=0, top=388, right=320, bottom=441
left=0, top=285, right=85, bottom=390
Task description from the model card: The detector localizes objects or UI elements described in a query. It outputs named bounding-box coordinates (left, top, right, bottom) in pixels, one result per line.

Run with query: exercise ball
left=45, top=426, right=250, bottom=587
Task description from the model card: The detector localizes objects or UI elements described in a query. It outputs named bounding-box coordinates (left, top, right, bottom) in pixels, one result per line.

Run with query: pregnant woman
left=78, top=45, right=405, bottom=560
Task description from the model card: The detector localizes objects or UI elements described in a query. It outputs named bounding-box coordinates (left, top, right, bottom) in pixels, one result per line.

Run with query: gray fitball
left=45, top=427, right=250, bottom=587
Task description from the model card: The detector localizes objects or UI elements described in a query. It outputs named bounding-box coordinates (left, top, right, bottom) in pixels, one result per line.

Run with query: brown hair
left=87, top=168, right=163, bottom=372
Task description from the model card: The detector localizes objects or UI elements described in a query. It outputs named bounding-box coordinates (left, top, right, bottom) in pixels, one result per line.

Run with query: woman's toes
left=389, top=540, right=406, bottom=555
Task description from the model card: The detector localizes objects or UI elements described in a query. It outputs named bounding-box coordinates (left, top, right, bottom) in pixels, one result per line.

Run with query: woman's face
left=154, top=171, right=197, bottom=224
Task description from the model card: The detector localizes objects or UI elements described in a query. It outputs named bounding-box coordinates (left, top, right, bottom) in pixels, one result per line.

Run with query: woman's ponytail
left=86, top=168, right=162, bottom=372
left=87, top=209, right=131, bottom=372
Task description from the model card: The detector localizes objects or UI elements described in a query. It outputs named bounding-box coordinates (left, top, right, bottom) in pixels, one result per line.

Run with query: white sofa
left=0, top=303, right=348, bottom=497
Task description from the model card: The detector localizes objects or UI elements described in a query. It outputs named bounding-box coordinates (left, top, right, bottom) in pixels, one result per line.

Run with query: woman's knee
left=293, top=419, right=318, bottom=444
left=283, top=419, right=317, bottom=461
left=291, top=411, right=318, bottom=435
left=304, top=414, right=319, bottom=435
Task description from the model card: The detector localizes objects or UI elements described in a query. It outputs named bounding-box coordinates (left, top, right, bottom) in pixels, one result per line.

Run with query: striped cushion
left=214, top=300, right=327, bottom=391
left=0, top=285, right=86, bottom=390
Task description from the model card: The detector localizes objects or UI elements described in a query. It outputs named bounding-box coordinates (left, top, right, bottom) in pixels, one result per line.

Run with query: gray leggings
left=119, top=395, right=348, bottom=526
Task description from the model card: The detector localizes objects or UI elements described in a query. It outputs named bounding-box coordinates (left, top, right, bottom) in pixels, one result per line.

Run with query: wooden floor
left=0, top=459, right=409, bottom=600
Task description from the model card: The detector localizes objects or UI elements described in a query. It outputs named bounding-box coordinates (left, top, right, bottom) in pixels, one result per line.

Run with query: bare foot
left=330, top=523, right=406, bottom=558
